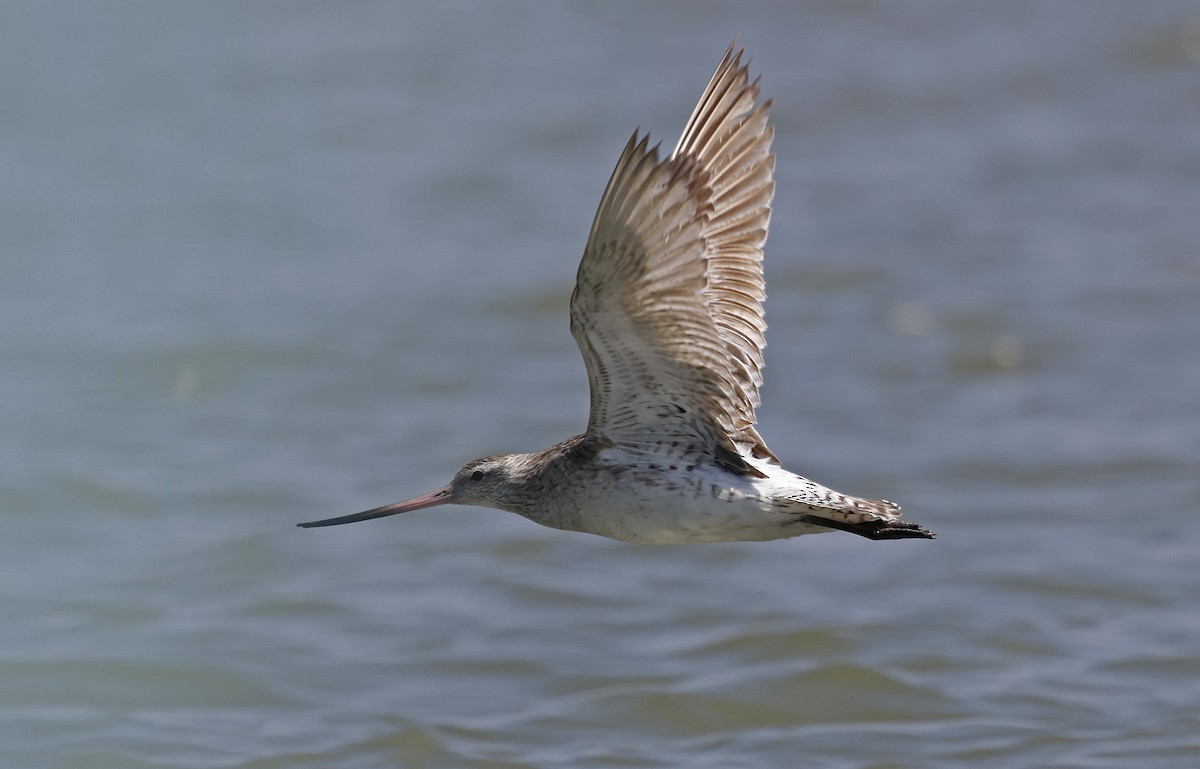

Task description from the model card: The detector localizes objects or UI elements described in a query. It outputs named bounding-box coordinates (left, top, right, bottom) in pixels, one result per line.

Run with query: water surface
left=3, top=2, right=1199, bottom=767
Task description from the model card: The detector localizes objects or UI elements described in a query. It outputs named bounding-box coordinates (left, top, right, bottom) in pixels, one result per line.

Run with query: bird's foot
left=804, top=516, right=936, bottom=541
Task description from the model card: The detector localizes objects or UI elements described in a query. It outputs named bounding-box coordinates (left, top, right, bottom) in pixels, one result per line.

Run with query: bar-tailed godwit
left=299, top=44, right=934, bottom=544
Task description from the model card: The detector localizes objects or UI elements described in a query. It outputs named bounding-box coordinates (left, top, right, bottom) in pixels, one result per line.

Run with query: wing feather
left=570, top=44, right=777, bottom=470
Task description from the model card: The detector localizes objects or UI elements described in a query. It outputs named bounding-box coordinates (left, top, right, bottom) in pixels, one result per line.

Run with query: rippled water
left=4, top=2, right=1199, bottom=767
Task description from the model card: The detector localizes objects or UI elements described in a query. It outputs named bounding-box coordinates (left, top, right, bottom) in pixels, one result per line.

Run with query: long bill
left=297, top=485, right=453, bottom=528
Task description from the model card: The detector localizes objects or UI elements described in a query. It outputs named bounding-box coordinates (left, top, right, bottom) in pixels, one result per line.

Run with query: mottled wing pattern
left=570, top=45, right=777, bottom=473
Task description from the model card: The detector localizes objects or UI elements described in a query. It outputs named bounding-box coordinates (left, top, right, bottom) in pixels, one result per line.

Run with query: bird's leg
left=800, top=516, right=936, bottom=540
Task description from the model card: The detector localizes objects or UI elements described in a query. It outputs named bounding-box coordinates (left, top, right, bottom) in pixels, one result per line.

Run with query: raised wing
left=570, top=44, right=776, bottom=473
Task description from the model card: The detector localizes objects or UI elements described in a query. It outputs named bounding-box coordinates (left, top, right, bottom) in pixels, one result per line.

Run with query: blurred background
left=3, top=2, right=1198, bottom=767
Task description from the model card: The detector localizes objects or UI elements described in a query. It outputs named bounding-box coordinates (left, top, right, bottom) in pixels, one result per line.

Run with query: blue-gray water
left=4, top=3, right=1199, bottom=767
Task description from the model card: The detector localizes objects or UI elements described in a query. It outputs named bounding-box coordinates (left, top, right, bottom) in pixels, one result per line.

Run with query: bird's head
left=296, top=452, right=538, bottom=529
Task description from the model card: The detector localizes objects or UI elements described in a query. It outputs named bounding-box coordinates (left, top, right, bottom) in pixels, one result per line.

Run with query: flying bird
left=299, top=44, right=934, bottom=544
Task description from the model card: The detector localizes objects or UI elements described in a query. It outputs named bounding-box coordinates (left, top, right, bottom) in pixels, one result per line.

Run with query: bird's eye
left=470, top=470, right=485, bottom=481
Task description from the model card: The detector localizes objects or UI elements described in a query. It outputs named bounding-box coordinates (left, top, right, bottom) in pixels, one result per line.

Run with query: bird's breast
left=524, top=451, right=796, bottom=544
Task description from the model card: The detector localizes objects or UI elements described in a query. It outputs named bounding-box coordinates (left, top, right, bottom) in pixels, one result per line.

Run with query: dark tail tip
left=805, top=516, right=936, bottom=541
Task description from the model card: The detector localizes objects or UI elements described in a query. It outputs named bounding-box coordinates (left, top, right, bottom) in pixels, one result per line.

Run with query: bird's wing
left=570, top=44, right=777, bottom=474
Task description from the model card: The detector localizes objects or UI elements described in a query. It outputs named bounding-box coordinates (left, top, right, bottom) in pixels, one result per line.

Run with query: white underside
left=537, top=450, right=866, bottom=544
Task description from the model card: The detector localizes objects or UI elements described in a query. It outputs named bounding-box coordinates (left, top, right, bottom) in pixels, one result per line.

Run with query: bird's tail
left=796, top=496, right=936, bottom=541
